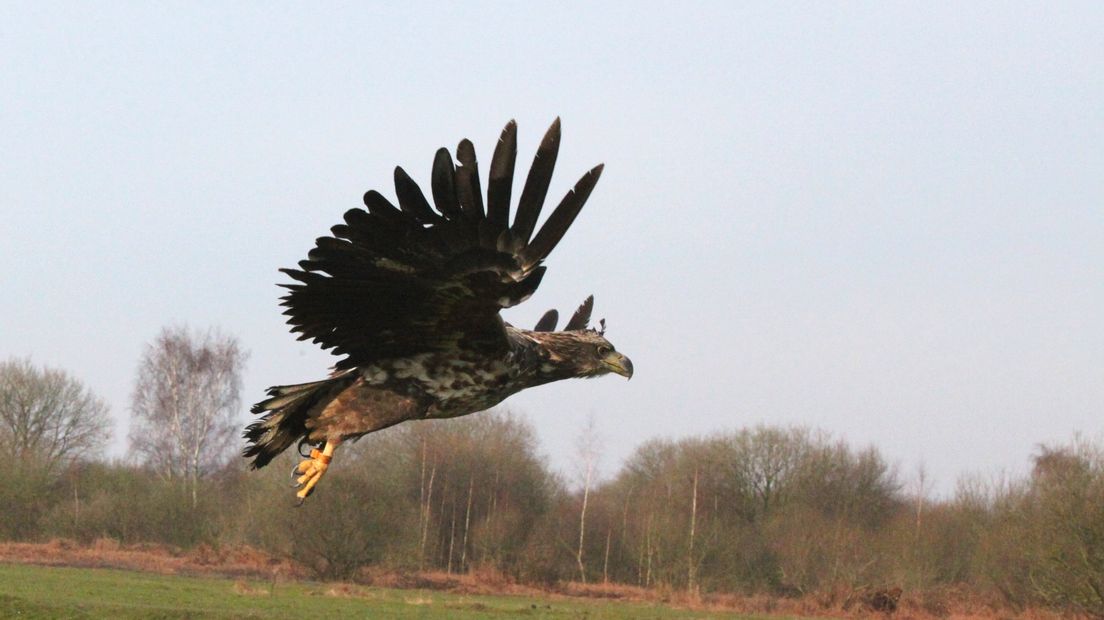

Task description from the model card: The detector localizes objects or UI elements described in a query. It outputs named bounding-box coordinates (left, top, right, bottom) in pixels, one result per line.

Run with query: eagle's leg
left=294, top=438, right=341, bottom=503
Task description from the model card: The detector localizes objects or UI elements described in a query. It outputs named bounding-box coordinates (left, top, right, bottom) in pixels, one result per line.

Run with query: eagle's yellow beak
left=603, top=352, right=634, bottom=379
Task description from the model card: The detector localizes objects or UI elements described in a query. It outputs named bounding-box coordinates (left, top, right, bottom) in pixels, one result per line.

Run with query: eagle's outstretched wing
left=279, top=119, right=604, bottom=370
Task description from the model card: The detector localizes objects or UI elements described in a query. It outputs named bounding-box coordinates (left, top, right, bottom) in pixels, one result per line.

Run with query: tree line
left=1, top=327, right=1102, bottom=616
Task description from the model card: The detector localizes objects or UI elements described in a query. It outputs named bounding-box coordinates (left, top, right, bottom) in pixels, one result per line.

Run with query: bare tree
left=129, top=326, right=246, bottom=507
left=736, top=426, right=807, bottom=516
left=0, top=357, right=111, bottom=477
left=575, top=414, right=602, bottom=584
left=418, top=435, right=437, bottom=570
left=687, top=466, right=699, bottom=594
left=912, top=461, right=929, bottom=538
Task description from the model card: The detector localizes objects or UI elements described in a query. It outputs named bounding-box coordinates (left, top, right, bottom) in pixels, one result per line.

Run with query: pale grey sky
left=2, top=2, right=1101, bottom=493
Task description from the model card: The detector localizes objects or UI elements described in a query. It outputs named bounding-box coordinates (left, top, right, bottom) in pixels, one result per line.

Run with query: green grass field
left=0, top=563, right=779, bottom=619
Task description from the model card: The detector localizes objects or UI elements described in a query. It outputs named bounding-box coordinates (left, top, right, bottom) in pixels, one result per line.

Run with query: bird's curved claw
left=297, top=438, right=313, bottom=459
left=295, top=484, right=315, bottom=506
left=292, top=447, right=332, bottom=503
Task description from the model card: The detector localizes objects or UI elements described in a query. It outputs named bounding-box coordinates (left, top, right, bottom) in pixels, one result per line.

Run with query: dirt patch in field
left=0, top=539, right=303, bottom=581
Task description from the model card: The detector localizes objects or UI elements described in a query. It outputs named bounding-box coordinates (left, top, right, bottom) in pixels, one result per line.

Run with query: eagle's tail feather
left=243, top=372, right=355, bottom=469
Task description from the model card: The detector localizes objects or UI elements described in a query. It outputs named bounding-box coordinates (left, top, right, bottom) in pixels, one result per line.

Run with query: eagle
left=244, top=119, right=633, bottom=502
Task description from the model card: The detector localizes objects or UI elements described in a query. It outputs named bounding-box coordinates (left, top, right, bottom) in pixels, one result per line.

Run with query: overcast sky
left=3, top=2, right=1101, bottom=494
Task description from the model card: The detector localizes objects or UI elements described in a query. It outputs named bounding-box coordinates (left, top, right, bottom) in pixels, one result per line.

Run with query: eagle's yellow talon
left=292, top=442, right=337, bottom=502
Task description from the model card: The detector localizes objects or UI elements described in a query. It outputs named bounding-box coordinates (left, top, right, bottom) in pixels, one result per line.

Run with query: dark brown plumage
left=244, top=120, right=632, bottom=492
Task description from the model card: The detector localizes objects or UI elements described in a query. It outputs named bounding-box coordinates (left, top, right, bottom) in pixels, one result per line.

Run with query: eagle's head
left=529, top=328, right=633, bottom=381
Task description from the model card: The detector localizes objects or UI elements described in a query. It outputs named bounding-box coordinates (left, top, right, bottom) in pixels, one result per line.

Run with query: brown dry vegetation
left=0, top=539, right=1090, bottom=620
left=0, top=538, right=302, bottom=580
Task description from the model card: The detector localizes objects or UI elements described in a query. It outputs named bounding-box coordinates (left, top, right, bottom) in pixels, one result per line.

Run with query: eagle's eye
left=596, top=345, right=611, bottom=357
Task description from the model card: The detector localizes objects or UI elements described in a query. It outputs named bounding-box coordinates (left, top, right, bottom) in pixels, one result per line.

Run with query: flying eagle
left=244, top=119, right=633, bottom=501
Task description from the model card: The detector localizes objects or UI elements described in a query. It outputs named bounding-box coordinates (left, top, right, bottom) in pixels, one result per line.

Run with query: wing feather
left=486, top=120, right=517, bottom=234
left=563, top=295, right=594, bottom=331
left=512, top=118, right=561, bottom=243
left=278, top=119, right=601, bottom=369
left=431, top=148, right=462, bottom=218
left=394, top=166, right=440, bottom=223
left=455, top=139, right=484, bottom=220
left=522, top=164, right=604, bottom=268
left=534, top=309, right=559, bottom=332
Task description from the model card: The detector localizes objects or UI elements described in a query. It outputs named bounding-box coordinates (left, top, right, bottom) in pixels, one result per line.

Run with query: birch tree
left=575, top=414, right=602, bottom=584
left=129, top=326, right=246, bottom=507
left=0, top=357, right=111, bottom=477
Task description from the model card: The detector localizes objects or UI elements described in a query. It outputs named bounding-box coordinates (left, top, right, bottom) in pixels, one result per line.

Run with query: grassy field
left=0, top=563, right=784, bottom=619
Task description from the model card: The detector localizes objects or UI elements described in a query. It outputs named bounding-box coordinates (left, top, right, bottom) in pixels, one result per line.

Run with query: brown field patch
left=0, top=541, right=1086, bottom=619
left=0, top=538, right=303, bottom=581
